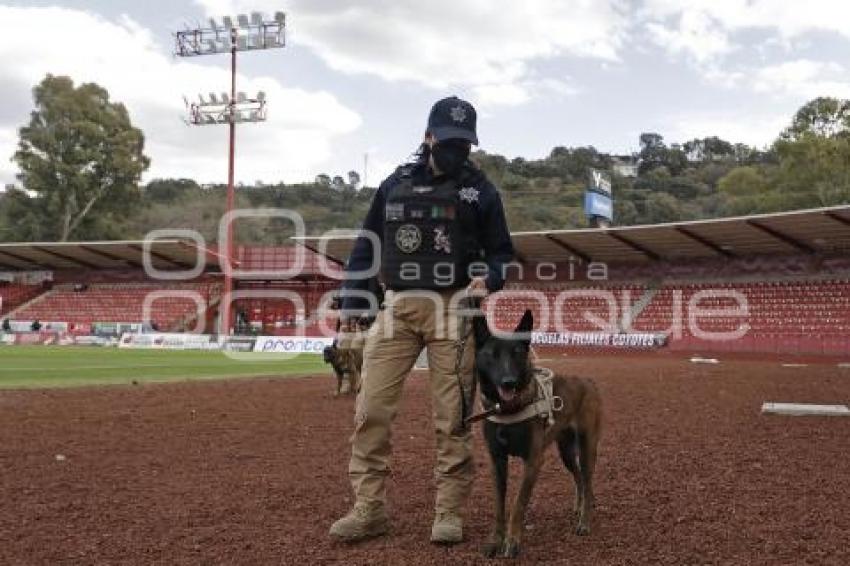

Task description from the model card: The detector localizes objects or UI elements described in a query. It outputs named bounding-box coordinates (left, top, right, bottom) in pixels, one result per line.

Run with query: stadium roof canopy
left=293, top=204, right=850, bottom=265
left=0, top=239, right=226, bottom=271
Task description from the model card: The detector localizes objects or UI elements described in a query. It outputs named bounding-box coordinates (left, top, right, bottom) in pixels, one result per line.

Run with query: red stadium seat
left=13, top=281, right=221, bottom=331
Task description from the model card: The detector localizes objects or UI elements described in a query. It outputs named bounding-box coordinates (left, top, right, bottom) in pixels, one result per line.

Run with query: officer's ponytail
left=411, top=142, right=430, bottom=165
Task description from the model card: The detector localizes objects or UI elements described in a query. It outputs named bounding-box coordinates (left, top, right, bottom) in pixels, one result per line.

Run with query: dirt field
left=1, top=355, right=849, bottom=565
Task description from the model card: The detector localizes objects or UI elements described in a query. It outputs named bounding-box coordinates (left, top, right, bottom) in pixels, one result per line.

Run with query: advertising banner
left=119, top=333, right=214, bottom=350
left=253, top=335, right=334, bottom=354
left=532, top=331, right=666, bottom=348
left=584, top=191, right=613, bottom=220
left=223, top=336, right=257, bottom=352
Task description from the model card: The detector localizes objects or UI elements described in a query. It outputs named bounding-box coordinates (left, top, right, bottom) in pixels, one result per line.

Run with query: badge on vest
left=433, top=225, right=451, bottom=254
left=430, top=205, right=455, bottom=219
left=459, top=186, right=479, bottom=203
left=386, top=203, right=404, bottom=221
left=395, top=224, right=422, bottom=253
left=413, top=185, right=433, bottom=194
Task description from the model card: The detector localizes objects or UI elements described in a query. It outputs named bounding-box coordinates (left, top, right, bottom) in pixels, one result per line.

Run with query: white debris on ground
left=761, top=402, right=850, bottom=416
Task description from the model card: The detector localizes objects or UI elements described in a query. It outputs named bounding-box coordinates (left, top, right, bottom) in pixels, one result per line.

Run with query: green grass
left=0, top=346, right=329, bottom=389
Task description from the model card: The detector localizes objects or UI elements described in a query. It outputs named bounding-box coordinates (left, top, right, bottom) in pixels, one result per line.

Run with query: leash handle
left=464, top=404, right=501, bottom=424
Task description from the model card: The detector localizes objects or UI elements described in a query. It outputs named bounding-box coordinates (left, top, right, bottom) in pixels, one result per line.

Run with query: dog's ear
left=472, top=313, right=491, bottom=346
left=515, top=309, right=534, bottom=335
left=514, top=309, right=534, bottom=348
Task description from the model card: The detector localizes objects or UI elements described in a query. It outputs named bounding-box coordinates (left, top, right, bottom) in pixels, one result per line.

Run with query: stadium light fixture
left=174, top=10, right=286, bottom=336
left=184, top=91, right=267, bottom=125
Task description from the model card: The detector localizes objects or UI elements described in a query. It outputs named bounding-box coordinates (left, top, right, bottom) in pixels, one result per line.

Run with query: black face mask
left=431, top=139, right=471, bottom=177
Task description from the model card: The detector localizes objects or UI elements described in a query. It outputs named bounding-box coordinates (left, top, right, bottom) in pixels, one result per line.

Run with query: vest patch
left=433, top=226, right=451, bottom=254
left=395, top=224, right=422, bottom=253
left=459, top=186, right=479, bottom=203
left=386, top=203, right=404, bottom=221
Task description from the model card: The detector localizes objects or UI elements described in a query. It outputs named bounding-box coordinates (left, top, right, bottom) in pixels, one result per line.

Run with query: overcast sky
left=2, top=0, right=849, bottom=187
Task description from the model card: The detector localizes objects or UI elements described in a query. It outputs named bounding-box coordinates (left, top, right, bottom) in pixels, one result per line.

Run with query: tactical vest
left=382, top=167, right=482, bottom=290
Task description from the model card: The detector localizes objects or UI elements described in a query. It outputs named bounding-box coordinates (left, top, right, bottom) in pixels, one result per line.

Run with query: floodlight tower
left=175, top=11, right=286, bottom=335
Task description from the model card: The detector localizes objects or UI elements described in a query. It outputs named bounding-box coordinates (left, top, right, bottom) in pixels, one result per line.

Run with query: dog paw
left=575, top=523, right=590, bottom=536
left=481, top=540, right=502, bottom=558
left=502, top=539, right=521, bottom=558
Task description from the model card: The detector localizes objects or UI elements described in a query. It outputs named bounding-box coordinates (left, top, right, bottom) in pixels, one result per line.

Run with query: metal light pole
left=175, top=11, right=286, bottom=335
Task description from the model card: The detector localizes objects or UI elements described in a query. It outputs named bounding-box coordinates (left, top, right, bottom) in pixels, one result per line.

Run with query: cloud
left=666, top=111, right=789, bottom=148
left=472, top=77, right=578, bottom=109
left=640, top=1, right=850, bottom=100
left=642, top=0, right=850, bottom=41
left=194, top=0, right=627, bottom=107
left=751, top=60, right=850, bottom=99
left=0, top=6, right=361, bottom=186
left=645, top=10, right=733, bottom=64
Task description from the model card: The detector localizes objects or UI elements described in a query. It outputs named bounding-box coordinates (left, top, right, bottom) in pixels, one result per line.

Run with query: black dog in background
left=473, top=310, right=603, bottom=558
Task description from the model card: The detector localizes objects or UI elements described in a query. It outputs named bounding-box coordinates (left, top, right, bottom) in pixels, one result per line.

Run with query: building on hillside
left=611, top=155, right=639, bottom=177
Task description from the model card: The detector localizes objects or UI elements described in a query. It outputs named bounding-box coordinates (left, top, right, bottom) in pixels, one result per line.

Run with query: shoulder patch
left=458, top=186, right=480, bottom=204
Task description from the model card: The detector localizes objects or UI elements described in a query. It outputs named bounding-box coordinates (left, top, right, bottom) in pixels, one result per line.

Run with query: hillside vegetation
left=1, top=74, right=848, bottom=244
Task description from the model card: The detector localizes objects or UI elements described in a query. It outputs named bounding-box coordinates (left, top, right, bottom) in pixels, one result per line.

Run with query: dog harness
left=486, top=367, right=563, bottom=426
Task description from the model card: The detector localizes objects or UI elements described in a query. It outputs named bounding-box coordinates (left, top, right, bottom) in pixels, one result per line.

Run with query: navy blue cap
left=426, top=96, right=478, bottom=145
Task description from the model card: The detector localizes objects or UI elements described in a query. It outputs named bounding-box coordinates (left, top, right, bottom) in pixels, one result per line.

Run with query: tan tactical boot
left=430, top=511, right=463, bottom=544
left=329, top=503, right=389, bottom=542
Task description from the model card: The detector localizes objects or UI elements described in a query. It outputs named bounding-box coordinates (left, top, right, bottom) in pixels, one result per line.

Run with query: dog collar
left=486, top=367, right=563, bottom=426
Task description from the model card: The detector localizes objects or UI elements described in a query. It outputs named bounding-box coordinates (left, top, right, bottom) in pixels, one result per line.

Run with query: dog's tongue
left=498, top=386, right=517, bottom=402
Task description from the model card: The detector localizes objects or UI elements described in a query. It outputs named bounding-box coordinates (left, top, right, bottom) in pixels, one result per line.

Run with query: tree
left=684, top=136, right=735, bottom=162
left=144, top=178, right=201, bottom=203
left=702, top=136, right=734, bottom=161
left=315, top=174, right=331, bottom=187
left=614, top=199, right=640, bottom=225
left=643, top=192, right=683, bottom=224
left=347, top=170, right=361, bottom=189
left=717, top=166, right=774, bottom=215
left=781, top=97, right=850, bottom=141
left=0, top=187, right=43, bottom=242
left=638, top=132, right=667, bottom=175
left=663, top=146, right=689, bottom=176
left=774, top=132, right=850, bottom=207
left=13, top=75, right=150, bottom=241
left=331, top=175, right=346, bottom=191
left=639, top=132, right=664, bottom=152
left=718, top=166, right=770, bottom=198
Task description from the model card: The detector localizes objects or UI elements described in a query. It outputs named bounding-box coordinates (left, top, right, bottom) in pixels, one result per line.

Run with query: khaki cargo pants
left=349, top=289, right=475, bottom=515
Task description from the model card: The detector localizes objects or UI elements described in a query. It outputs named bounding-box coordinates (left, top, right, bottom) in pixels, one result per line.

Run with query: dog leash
left=464, top=403, right=501, bottom=424
left=453, top=290, right=479, bottom=433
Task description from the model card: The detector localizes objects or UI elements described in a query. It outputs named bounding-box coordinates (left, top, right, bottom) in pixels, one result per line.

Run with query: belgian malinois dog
left=473, top=310, right=602, bottom=558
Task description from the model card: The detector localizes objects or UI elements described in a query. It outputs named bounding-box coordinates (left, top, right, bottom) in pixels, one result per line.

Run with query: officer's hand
left=467, top=276, right=488, bottom=296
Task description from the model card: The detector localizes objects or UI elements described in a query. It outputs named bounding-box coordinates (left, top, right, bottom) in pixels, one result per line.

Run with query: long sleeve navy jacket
left=339, top=161, right=514, bottom=315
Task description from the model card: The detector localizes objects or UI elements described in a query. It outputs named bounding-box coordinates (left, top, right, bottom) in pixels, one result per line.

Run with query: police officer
left=329, top=96, right=514, bottom=544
